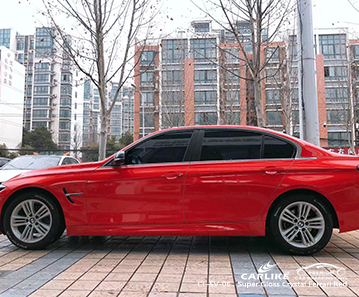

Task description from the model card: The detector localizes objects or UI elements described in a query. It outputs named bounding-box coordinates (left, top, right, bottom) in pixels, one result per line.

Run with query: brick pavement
left=0, top=230, right=357, bottom=296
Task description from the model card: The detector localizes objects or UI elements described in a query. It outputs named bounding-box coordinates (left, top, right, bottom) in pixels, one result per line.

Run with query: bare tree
left=193, top=0, right=293, bottom=127
left=41, top=0, right=158, bottom=160
left=71, top=123, right=82, bottom=159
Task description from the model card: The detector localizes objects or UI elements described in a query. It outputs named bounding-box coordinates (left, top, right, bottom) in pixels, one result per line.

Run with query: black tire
left=269, top=194, right=333, bottom=255
left=3, top=191, right=64, bottom=250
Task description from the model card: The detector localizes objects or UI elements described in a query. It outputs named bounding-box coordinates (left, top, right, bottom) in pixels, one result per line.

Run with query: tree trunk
left=98, top=110, right=108, bottom=161
left=254, top=78, right=265, bottom=127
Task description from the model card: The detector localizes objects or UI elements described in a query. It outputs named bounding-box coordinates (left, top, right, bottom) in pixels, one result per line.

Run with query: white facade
left=0, top=46, right=25, bottom=148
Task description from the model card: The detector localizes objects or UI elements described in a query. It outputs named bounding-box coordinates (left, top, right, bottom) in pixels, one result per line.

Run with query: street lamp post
left=131, top=84, right=145, bottom=138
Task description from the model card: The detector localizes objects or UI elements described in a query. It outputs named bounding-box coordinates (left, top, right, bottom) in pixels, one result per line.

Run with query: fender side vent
left=63, top=188, right=75, bottom=204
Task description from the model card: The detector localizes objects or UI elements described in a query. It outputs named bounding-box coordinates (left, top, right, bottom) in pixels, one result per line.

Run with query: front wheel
left=269, top=195, right=333, bottom=255
left=3, top=192, right=63, bottom=249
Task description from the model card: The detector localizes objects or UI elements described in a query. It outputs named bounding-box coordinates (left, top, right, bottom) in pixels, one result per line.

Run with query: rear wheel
left=269, top=195, right=333, bottom=255
left=3, top=192, right=64, bottom=249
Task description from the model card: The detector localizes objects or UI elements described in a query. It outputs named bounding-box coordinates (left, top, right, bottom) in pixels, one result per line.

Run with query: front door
left=86, top=130, right=195, bottom=225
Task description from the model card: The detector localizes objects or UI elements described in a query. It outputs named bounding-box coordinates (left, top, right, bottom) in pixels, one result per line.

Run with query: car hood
left=3, top=162, right=102, bottom=183
left=0, top=170, right=31, bottom=183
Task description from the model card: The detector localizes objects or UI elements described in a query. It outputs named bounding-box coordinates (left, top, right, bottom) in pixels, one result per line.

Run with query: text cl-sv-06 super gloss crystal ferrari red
left=1, top=126, right=359, bottom=254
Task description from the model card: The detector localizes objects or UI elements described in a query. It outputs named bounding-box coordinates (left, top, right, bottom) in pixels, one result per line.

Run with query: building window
left=61, top=98, right=72, bottom=107
left=190, top=38, right=217, bottom=62
left=225, top=69, right=240, bottom=85
left=17, top=54, right=24, bottom=64
left=225, top=90, right=240, bottom=105
left=163, top=71, right=182, bottom=84
left=266, top=111, right=282, bottom=126
left=319, top=34, right=346, bottom=59
left=193, top=22, right=210, bottom=33
left=34, top=74, right=50, bottom=82
left=325, top=87, right=349, bottom=103
left=266, top=89, right=281, bottom=105
left=59, top=133, right=70, bottom=142
left=162, top=91, right=184, bottom=106
left=61, top=74, right=72, bottom=83
left=141, top=92, right=154, bottom=106
left=223, top=47, right=240, bottom=63
left=141, top=51, right=155, bottom=65
left=162, top=113, right=184, bottom=128
left=32, top=122, right=47, bottom=129
left=140, top=72, right=154, bottom=85
left=140, top=113, right=155, bottom=127
left=60, top=109, right=71, bottom=118
left=328, top=132, right=350, bottom=147
left=354, top=45, right=359, bottom=59
left=34, top=86, right=50, bottom=94
left=265, top=47, right=280, bottom=62
left=16, top=39, right=24, bottom=50
left=35, top=63, right=50, bottom=70
left=265, top=69, right=280, bottom=84
left=61, top=86, right=72, bottom=95
left=194, top=70, right=217, bottom=83
left=323, top=66, right=347, bottom=81
left=327, top=110, right=347, bottom=125
left=194, top=91, right=217, bottom=105
left=224, top=112, right=240, bottom=124
left=59, top=122, right=71, bottom=130
left=195, top=112, right=217, bottom=125
left=33, top=110, right=48, bottom=118
left=162, top=39, right=188, bottom=63
left=33, top=98, right=49, bottom=106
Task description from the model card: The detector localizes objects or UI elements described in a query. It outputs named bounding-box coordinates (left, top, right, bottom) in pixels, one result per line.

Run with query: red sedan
left=0, top=126, right=358, bottom=254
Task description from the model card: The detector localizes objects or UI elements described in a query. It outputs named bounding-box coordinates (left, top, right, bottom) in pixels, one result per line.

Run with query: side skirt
left=66, top=221, right=266, bottom=237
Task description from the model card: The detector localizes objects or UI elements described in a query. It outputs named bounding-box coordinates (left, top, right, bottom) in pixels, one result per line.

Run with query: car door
left=86, top=130, right=197, bottom=225
left=184, top=129, right=296, bottom=223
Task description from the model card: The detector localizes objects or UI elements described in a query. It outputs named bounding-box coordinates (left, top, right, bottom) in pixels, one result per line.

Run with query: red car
left=0, top=126, right=358, bottom=254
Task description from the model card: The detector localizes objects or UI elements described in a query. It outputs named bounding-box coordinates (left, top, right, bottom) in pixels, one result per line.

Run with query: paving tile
left=29, top=289, right=64, bottom=297
left=152, top=282, right=181, bottom=292
left=122, top=281, right=153, bottom=292
left=180, top=283, right=207, bottom=293
left=67, top=280, right=100, bottom=291
left=95, top=281, right=126, bottom=291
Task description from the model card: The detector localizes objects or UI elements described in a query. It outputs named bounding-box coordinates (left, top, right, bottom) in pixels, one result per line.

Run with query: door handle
left=161, top=172, right=184, bottom=180
left=261, top=167, right=285, bottom=175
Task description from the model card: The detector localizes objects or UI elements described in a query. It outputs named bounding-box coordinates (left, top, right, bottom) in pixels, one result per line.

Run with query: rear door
left=184, top=129, right=296, bottom=223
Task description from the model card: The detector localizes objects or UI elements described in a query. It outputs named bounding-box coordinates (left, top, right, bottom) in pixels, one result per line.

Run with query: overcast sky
left=1, top=0, right=359, bottom=37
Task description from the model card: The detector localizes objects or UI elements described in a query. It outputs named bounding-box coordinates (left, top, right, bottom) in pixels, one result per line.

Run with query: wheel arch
left=265, top=189, right=339, bottom=235
left=0, top=187, right=65, bottom=234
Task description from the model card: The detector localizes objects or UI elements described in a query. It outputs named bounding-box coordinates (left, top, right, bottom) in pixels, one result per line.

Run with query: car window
left=200, top=130, right=262, bottom=161
left=263, top=135, right=296, bottom=158
left=62, top=158, right=72, bottom=165
left=125, top=131, right=193, bottom=165
left=70, top=158, right=79, bottom=164
left=1, top=156, right=61, bottom=170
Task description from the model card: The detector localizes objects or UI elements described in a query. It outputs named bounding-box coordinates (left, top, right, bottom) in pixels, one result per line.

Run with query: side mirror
left=113, top=151, right=125, bottom=166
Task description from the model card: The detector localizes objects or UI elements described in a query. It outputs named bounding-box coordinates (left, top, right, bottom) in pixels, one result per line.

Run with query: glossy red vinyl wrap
left=1, top=126, right=359, bottom=239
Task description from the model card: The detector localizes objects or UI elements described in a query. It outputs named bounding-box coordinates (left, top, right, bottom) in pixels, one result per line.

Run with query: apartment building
left=0, top=46, right=25, bottom=148
left=133, top=22, right=359, bottom=148
left=0, top=27, right=81, bottom=150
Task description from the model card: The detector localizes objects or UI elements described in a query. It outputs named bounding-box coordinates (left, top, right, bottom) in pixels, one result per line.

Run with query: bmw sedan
left=0, top=126, right=358, bottom=254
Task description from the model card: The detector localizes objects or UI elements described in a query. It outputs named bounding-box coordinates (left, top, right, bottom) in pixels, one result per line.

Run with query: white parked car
left=0, top=155, right=79, bottom=183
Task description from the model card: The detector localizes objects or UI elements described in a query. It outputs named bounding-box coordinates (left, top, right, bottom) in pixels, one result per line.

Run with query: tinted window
left=200, top=130, right=262, bottom=161
left=263, top=135, right=296, bottom=158
left=125, top=131, right=192, bottom=165
left=2, top=156, right=61, bottom=170
left=71, top=158, right=79, bottom=164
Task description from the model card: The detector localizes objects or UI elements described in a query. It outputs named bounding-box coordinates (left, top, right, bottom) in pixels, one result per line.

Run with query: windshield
left=1, top=156, right=61, bottom=170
